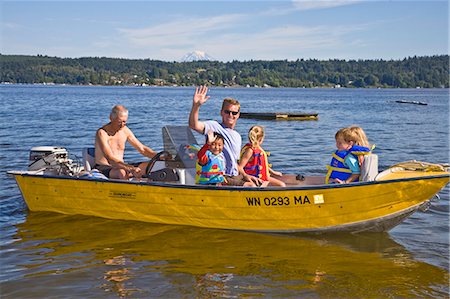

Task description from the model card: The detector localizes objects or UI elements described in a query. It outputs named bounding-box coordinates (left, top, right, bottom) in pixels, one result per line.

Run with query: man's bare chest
left=106, top=132, right=127, bottom=151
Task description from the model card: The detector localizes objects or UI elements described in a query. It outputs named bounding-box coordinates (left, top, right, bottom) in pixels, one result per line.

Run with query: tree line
left=0, top=54, right=448, bottom=88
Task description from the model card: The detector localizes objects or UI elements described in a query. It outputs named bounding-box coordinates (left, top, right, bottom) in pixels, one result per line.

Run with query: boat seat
left=82, top=147, right=96, bottom=171
left=360, top=154, right=378, bottom=181
left=375, top=167, right=404, bottom=181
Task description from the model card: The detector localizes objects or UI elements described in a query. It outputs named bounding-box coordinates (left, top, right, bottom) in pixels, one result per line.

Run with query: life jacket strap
left=332, top=152, right=345, bottom=163
left=326, top=165, right=352, bottom=173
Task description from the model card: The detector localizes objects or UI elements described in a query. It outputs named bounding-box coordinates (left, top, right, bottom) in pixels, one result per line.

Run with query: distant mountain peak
left=181, top=51, right=215, bottom=62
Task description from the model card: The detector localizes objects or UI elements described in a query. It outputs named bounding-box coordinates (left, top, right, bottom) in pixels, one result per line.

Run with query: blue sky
left=1, top=0, right=448, bottom=61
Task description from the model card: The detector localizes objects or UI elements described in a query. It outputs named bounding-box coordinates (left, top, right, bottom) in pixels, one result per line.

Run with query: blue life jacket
left=326, top=145, right=371, bottom=184
left=196, top=151, right=225, bottom=185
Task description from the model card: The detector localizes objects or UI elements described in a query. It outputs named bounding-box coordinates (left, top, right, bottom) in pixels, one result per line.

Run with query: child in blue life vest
left=326, top=127, right=371, bottom=184
left=196, top=130, right=226, bottom=185
left=239, top=125, right=286, bottom=187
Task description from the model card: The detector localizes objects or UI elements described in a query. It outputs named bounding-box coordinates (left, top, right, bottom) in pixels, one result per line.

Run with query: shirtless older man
left=94, top=105, right=157, bottom=179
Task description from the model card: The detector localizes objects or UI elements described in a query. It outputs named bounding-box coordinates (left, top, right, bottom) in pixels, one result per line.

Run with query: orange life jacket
left=240, top=143, right=270, bottom=181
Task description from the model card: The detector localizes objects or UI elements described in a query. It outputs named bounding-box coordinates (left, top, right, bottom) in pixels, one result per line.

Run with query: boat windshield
left=162, top=126, right=199, bottom=168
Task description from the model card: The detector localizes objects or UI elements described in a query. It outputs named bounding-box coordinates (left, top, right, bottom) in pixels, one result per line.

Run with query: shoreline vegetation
left=0, top=54, right=448, bottom=88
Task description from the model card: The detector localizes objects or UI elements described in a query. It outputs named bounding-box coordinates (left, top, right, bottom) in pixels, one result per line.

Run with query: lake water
left=1, top=85, right=449, bottom=298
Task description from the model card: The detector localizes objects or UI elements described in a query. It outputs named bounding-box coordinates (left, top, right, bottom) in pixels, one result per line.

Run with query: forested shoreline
left=0, top=54, right=448, bottom=88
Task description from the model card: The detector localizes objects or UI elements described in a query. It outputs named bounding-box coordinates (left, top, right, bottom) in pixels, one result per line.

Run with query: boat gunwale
left=8, top=170, right=450, bottom=191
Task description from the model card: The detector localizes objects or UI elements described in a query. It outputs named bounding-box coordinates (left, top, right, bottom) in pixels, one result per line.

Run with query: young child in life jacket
left=239, top=126, right=286, bottom=187
left=326, top=127, right=371, bottom=184
left=196, top=130, right=226, bottom=185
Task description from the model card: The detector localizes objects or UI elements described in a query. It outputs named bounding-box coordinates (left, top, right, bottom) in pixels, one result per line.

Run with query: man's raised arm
left=188, top=85, right=210, bottom=134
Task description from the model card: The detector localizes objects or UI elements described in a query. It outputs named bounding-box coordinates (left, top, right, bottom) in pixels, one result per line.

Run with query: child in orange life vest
left=239, top=126, right=286, bottom=187
left=326, top=127, right=371, bottom=184
left=196, top=130, right=226, bottom=185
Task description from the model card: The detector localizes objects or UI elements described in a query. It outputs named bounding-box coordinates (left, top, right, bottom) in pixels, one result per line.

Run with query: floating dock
left=395, top=100, right=427, bottom=106
left=240, top=112, right=318, bottom=121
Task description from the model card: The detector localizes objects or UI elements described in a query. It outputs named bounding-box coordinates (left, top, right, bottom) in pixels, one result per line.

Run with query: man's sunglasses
left=223, top=109, right=239, bottom=116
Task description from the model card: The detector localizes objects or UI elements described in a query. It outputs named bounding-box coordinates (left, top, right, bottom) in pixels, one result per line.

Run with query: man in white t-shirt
left=188, top=86, right=258, bottom=186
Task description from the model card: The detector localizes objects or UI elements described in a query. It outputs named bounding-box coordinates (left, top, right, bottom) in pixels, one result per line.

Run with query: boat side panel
left=12, top=174, right=449, bottom=232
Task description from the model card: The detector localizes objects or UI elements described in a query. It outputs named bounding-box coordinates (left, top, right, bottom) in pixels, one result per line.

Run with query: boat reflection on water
left=3, top=212, right=449, bottom=298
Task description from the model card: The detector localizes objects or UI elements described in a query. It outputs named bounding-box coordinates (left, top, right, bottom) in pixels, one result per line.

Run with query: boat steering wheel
left=145, top=150, right=172, bottom=176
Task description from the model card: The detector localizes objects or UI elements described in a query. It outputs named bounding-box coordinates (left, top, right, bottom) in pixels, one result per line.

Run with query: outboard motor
left=28, top=146, right=79, bottom=175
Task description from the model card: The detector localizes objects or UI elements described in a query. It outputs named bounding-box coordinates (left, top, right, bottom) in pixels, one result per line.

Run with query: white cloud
left=204, top=23, right=369, bottom=61
left=110, top=3, right=372, bottom=61
left=118, top=14, right=245, bottom=47
left=260, top=0, right=361, bottom=17
left=291, top=0, right=361, bottom=11
left=136, top=23, right=369, bottom=61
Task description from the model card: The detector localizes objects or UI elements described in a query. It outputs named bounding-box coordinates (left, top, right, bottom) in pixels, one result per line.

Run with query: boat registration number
left=245, top=195, right=321, bottom=206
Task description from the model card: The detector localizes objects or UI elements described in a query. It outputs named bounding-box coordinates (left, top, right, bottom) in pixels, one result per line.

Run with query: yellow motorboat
left=8, top=126, right=449, bottom=233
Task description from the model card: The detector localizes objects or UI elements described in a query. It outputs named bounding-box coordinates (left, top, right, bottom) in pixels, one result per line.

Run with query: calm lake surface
left=1, top=85, right=449, bottom=298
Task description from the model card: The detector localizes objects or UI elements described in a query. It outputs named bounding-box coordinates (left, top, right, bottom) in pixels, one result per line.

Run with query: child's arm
left=336, top=174, right=359, bottom=184
left=206, top=130, right=216, bottom=144
left=197, top=143, right=210, bottom=166
left=269, top=168, right=283, bottom=177
left=337, top=155, right=360, bottom=184
left=197, top=130, right=216, bottom=166
left=238, top=147, right=253, bottom=178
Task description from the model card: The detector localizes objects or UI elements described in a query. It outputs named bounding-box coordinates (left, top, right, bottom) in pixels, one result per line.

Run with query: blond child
left=239, top=126, right=286, bottom=187
left=349, top=126, right=374, bottom=166
left=326, top=127, right=371, bottom=184
left=349, top=126, right=370, bottom=148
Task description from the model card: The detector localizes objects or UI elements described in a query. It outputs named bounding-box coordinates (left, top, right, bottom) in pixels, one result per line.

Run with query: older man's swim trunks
left=94, top=164, right=112, bottom=178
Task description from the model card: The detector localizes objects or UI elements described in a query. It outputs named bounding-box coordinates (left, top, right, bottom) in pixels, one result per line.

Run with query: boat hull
left=10, top=172, right=449, bottom=233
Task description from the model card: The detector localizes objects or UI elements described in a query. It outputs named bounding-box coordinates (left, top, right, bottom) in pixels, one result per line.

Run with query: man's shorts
left=224, top=174, right=246, bottom=186
left=94, top=162, right=143, bottom=178
left=94, top=164, right=112, bottom=178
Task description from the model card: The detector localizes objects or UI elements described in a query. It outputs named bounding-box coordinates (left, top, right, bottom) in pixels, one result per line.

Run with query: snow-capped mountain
left=180, top=51, right=215, bottom=62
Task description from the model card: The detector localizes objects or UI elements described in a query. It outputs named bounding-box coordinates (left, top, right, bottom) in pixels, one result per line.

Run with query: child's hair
left=335, top=126, right=370, bottom=148
left=248, top=125, right=265, bottom=147
left=206, top=132, right=225, bottom=144
left=349, top=126, right=370, bottom=147
left=335, top=128, right=348, bottom=140
left=335, top=127, right=356, bottom=143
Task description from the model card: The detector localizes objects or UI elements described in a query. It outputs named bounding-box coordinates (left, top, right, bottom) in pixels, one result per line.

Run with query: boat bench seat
left=82, top=147, right=95, bottom=171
